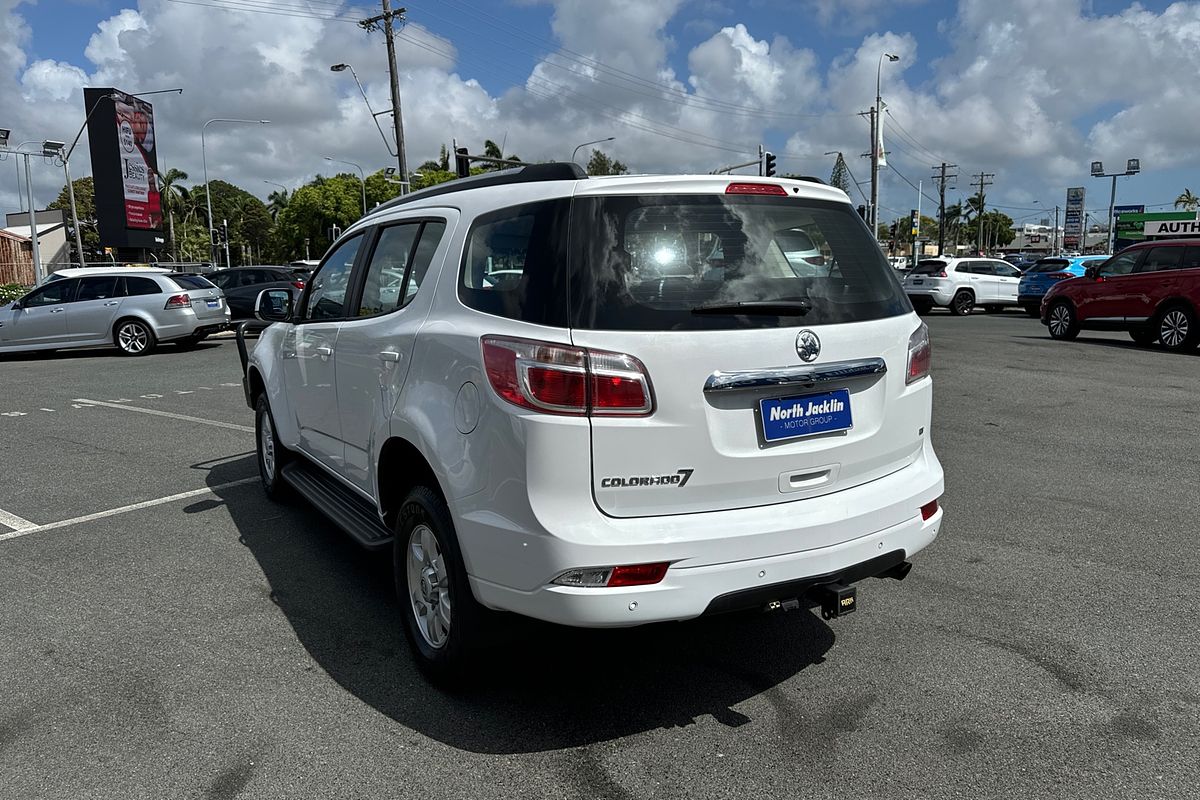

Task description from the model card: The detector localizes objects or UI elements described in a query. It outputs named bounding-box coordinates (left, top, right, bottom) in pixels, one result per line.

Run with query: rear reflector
left=726, top=182, right=788, bottom=196
left=607, top=562, right=670, bottom=587
left=921, top=499, right=939, bottom=520
left=164, top=293, right=191, bottom=309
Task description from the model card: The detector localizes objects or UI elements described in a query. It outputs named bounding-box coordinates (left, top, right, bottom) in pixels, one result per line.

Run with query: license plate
left=759, top=389, right=853, bottom=443
left=206, top=300, right=220, bottom=308
left=911, top=279, right=923, bottom=285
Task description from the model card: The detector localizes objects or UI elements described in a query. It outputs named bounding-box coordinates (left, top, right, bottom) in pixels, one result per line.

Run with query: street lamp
left=331, top=63, right=397, bottom=163
left=571, top=136, right=615, bottom=165
left=324, top=156, right=367, bottom=216
left=1090, top=157, right=1141, bottom=254
left=202, top=118, right=270, bottom=266
left=870, top=52, right=900, bottom=233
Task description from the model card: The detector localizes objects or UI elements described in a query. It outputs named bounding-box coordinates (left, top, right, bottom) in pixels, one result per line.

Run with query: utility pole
left=1054, top=205, right=1060, bottom=253
left=359, top=2, right=409, bottom=190
left=758, top=143, right=764, bottom=177
left=971, top=171, right=994, bottom=255
left=931, top=162, right=957, bottom=256
left=868, top=106, right=879, bottom=234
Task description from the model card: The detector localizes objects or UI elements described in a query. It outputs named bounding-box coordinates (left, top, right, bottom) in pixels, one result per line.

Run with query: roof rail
left=375, top=162, right=587, bottom=213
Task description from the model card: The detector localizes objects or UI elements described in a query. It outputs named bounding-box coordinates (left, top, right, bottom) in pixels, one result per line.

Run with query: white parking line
left=0, top=477, right=259, bottom=543
left=73, top=398, right=255, bottom=433
left=0, top=507, right=36, bottom=532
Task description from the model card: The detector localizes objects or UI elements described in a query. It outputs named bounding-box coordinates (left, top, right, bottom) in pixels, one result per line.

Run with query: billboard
left=1063, top=187, right=1085, bottom=248
left=83, top=87, right=166, bottom=250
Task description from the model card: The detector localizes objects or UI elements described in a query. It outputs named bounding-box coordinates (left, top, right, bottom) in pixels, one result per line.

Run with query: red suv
left=1041, top=239, right=1200, bottom=351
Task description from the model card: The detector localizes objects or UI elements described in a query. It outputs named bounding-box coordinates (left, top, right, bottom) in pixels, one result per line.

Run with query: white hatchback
left=902, top=257, right=1023, bottom=315
left=242, top=165, right=944, bottom=679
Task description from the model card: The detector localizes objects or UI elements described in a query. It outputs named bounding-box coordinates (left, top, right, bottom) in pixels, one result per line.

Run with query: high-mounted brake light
left=482, top=336, right=654, bottom=416
left=726, top=182, right=788, bottom=196
left=164, top=293, right=191, bottom=309
left=906, top=323, right=931, bottom=385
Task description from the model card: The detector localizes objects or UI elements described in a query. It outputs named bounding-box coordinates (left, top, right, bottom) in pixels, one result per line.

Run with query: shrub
left=0, top=283, right=29, bottom=303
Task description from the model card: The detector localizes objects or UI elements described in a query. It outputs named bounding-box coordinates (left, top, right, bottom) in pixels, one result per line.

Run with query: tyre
left=395, top=485, right=487, bottom=682
left=949, top=290, right=974, bottom=316
left=114, top=318, right=156, bottom=356
left=910, top=298, right=933, bottom=315
left=1128, top=328, right=1157, bottom=347
left=1046, top=301, right=1079, bottom=340
left=1023, top=303, right=1041, bottom=318
left=1156, top=305, right=1198, bottom=352
left=255, top=395, right=293, bottom=501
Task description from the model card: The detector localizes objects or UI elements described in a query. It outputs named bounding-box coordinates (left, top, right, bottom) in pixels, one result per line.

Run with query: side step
left=280, top=460, right=394, bottom=551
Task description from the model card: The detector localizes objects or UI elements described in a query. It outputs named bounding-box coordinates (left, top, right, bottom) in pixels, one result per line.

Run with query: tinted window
left=459, top=200, right=571, bottom=326
left=169, top=275, right=216, bottom=290
left=1028, top=259, right=1070, bottom=274
left=24, top=280, right=76, bottom=307
left=1137, top=246, right=1182, bottom=272
left=210, top=272, right=236, bottom=290
left=358, top=224, right=419, bottom=317
left=912, top=260, right=948, bottom=275
left=992, top=262, right=1021, bottom=278
left=568, top=195, right=908, bottom=330
left=124, top=276, right=161, bottom=296
left=76, top=276, right=119, bottom=301
left=1181, top=247, right=1200, bottom=270
left=405, top=221, right=446, bottom=305
left=305, top=234, right=363, bottom=320
left=1100, top=251, right=1140, bottom=276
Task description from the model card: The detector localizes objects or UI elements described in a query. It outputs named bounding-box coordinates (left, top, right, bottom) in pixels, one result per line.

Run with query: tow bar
left=809, top=582, right=857, bottom=620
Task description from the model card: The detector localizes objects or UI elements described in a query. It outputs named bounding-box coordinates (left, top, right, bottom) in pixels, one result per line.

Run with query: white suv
left=241, top=165, right=944, bottom=678
left=901, top=257, right=1022, bottom=315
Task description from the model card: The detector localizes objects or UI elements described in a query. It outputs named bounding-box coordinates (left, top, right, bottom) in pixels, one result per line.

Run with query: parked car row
left=901, top=256, right=1024, bottom=315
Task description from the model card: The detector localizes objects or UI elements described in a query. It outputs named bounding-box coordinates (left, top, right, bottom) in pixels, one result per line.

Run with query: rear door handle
left=49, top=307, right=65, bottom=313
left=316, top=345, right=333, bottom=357
left=103, top=301, right=120, bottom=307
left=379, top=351, right=401, bottom=363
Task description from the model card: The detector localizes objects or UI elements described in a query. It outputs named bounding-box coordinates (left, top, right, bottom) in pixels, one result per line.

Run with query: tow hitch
left=809, top=582, right=857, bottom=619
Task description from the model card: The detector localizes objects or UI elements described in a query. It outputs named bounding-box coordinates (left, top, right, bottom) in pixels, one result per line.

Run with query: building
left=4, top=208, right=69, bottom=281
left=0, top=227, right=33, bottom=285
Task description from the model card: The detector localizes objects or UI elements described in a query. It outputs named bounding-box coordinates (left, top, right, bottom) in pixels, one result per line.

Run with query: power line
left=883, top=109, right=947, bottom=164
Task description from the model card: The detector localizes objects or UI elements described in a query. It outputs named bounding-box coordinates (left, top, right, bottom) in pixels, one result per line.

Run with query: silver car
left=0, top=269, right=230, bottom=356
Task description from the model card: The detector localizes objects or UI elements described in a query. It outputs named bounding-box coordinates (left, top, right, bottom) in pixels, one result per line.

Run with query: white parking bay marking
left=0, top=478, right=259, bottom=543
left=0, top=507, right=37, bottom=532
left=72, top=398, right=254, bottom=433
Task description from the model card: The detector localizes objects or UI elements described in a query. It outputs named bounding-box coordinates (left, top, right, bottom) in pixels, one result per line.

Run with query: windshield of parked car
left=1027, top=259, right=1071, bottom=273
left=168, top=274, right=217, bottom=290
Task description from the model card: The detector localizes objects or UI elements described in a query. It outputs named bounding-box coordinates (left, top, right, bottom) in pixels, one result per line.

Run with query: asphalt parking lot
left=2, top=314, right=1197, bottom=800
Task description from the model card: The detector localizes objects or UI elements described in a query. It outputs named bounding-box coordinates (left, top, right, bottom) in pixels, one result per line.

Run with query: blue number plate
left=206, top=299, right=220, bottom=308
left=759, top=389, right=853, bottom=443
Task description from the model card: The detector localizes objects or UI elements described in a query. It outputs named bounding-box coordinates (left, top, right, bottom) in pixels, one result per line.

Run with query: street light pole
left=871, top=53, right=899, bottom=235
left=571, top=136, right=615, bottom=166
left=324, top=156, right=367, bottom=216
left=202, top=118, right=270, bottom=266
left=17, top=148, right=42, bottom=282
left=330, top=63, right=397, bottom=159
left=1091, top=158, right=1140, bottom=255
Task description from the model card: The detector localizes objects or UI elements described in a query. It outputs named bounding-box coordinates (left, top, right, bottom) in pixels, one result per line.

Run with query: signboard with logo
left=1142, top=216, right=1200, bottom=236
left=83, top=87, right=165, bottom=251
left=1115, top=211, right=1195, bottom=242
left=1063, top=187, right=1085, bottom=249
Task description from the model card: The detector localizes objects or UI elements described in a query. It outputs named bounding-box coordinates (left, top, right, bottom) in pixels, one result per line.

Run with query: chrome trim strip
left=704, top=357, right=887, bottom=393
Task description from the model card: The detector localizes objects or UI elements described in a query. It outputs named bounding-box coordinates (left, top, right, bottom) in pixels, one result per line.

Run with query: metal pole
left=1108, top=174, right=1118, bottom=255
left=63, top=159, right=86, bottom=268
left=1054, top=205, right=1059, bottom=253
left=380, top=0, right=409, bottom=191
left=23, top=155, right=43, bottom=283
left=869, top=106, right=878, bottom=234
left=202, top=124, right=214, bottom=266
left=223, top=219, right=231, bottom=268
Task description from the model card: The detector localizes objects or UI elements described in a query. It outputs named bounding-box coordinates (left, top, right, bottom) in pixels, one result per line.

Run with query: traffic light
left=219, top=220, right=229, bottom=246
left=764, top=151, right=777, bottom=177
left=209, top=228, right=219, bottom=246
left=454, top=147, right=470, bottom=178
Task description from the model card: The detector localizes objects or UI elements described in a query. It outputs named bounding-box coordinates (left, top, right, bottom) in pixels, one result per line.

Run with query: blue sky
left=3, top=0, right=1197, bottom=226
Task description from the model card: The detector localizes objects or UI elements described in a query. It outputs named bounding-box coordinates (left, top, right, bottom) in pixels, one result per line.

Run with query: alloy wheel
left=1049, top=305, right=1072, bottom=337
left=1160, top=309, right=1189, bottom=349
left=118, top=322, right=149, bottom=354
left=260, top=412, right=276, bottom=481
left=407, top=524, right=451, bottom=649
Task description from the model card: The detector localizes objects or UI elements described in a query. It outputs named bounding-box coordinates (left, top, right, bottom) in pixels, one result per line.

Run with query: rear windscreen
left=169, top=275, right=216, bottom=290
left=1027, top=259, right=1070, bottom=273
left=911, top=260, right=948, bottom=275
left=567, top=195, right=908, bottom=330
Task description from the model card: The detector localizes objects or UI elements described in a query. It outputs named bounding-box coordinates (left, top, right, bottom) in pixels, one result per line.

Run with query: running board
left=280, top=460, right=394, bottom=551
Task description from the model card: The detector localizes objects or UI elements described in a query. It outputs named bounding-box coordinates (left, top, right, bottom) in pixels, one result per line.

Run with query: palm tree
left=266, top=188, right=289, bottom=221
left=158, top=167, right=189, bottom=260
left=1174, top=189, right=1198, bottom=211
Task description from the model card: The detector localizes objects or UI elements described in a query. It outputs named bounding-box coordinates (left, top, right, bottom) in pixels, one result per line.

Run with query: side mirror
left=256, top=288, right=293, bottom=322
left=1085, top=265, right=1098, bottom=279
left=9, top=300, right=21, bottom=310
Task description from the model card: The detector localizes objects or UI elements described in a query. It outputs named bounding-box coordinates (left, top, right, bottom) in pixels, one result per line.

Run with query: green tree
left=273, top=174, right=364, bottom=261
left=159, top=167, right=189, bottom=260
left=266, top=188, right=289, bottom=221
left=190, top=180, right=274, bottom=265
left=884, top=214, right=938, bottom=245
left=48, top=178, right=98, bottom=263
left=962, top=209, right=1015, bottom=250
left=1174, top=189, right=1198, bottom=211
left=586, top=149, right=629, bottom=176
left=829, top=153, right=852, bottom=195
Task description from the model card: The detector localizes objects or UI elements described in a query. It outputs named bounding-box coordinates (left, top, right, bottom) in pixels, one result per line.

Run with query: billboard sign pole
left=1063, top=187, right=1086, bottom=252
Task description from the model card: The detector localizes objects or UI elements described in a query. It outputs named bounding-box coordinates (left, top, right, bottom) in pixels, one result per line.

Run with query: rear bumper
left=469, top=506, right=942, bottom=627
left=905, top=286, right=954, bottom=305
left=1018, top=292, right=1047, bottom=303
left=154, top=308, right=232, bottom=341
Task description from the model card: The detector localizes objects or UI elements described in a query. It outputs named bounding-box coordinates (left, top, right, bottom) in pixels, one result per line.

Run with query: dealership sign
left=1063, top=187, right=1085, bottom=248
left=1143, top=217, right=1200, bottom=236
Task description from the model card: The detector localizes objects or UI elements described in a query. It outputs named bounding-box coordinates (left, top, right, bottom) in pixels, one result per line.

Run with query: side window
left=1180, top=247, right=1200, bottom=270
left=405, top=221, right=447, bottom=306
left=77, top=276, right=118, bottom=301
left=993, top=262, right=1020, bottom=278
left=459, top=199, right=570, bottom=327
left=304, top=234, right=363, bottom=321
left=357, top=224, right=420, bottom=317
left=125, top=276, right=162, bottom=296
left=1136, top=247, right=1182, bottom=272
left=210, top=272, right=233, bottom=290
left=1101, top=251, right=1140, bottom=276
left=23, top=279, right=76, bottom=307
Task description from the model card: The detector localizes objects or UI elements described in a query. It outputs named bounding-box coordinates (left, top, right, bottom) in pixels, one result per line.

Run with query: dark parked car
left=209, top=267, right=304, bottom=318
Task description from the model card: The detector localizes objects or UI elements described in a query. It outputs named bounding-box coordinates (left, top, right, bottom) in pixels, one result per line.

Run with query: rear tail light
left=921, top=499, right=939, bottom=520
left=726, top=182, right=788, bottom=196
left=481, top=336, right=654, bottom=416
left=1046, top=272, right=1073, bottom=280
left=802, top=255, right=826, bottom=266
left=935, top=270, right=947, bottom=278
left=552, top=562, right=670, bottom=588
left=906, top=323, right=931, bottom=384
left=292, top=280, right=306, bottom=290
left=164, top=293, right=191, bottom=309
